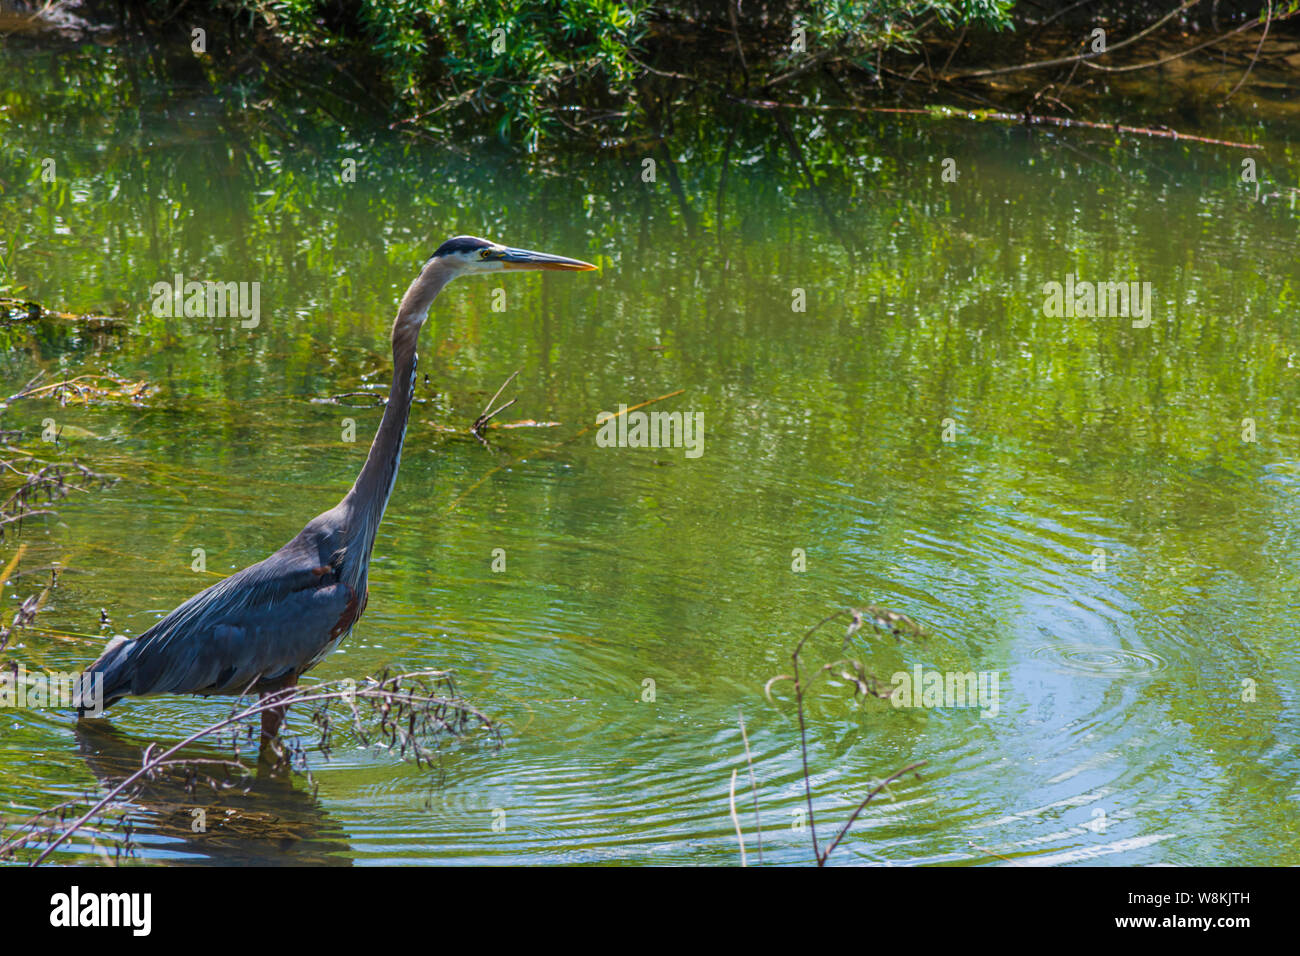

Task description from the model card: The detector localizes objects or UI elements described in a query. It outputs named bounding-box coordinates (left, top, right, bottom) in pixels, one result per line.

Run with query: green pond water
left=2, top=32, right=1300, bottom=865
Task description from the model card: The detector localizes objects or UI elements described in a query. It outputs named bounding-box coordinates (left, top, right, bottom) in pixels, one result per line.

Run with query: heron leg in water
left=260, top=674, right=298, bottom=741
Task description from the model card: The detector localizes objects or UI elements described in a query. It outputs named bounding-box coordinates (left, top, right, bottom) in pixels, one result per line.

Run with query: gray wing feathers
left=88, top=522, right=358, bottom=702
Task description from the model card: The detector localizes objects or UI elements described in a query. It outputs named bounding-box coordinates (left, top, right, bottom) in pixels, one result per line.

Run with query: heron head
left=425, top=235, right=597, bottom=275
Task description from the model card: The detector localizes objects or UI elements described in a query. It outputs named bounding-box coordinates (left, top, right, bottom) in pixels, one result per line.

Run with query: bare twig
left=944, top=0, right=1200, bottom=80
left=472, top=368, right=522, bottom=441
left=728, top=768, right=746, bottom=866
left=0, top=454, right=116, bottom=542
left=820, top=761, right=927, bottom=864
left=6, top=373, right=151, bottom=406
left=766, top=605, right=926, bottom=865
left=1221, top=0, right=1272, bottom=104
left=1079, top=7, right=1295, bottom=75
left=727, top=0, right=749, bottom=89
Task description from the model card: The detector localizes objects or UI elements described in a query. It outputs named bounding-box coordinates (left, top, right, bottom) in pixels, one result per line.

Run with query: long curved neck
left=344, top=260, right=454, bottom=549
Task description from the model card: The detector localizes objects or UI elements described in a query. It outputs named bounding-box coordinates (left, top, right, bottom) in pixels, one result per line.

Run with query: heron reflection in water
left=74, top=721, right=352, bottom=865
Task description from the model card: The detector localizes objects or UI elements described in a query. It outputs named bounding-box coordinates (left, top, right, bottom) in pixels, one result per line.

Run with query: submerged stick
left=731, top=96, right=1264, bottom=150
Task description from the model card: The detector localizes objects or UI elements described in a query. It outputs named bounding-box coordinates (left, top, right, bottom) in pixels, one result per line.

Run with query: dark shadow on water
left=74, top=721, right=353, bottom=866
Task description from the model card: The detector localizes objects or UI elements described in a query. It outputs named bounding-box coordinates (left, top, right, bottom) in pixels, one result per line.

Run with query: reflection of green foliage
left=806, top=0, right=1012, bottom=31
left=796, top=1, right=1011, bottom=56
left=131, top=0, right=1014, bottom=146
left=229, top=0, right=651, bottom=149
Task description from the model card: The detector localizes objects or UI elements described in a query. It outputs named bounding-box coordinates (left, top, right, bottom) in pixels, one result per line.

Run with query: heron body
left=80, top=237, right=595, bottom=737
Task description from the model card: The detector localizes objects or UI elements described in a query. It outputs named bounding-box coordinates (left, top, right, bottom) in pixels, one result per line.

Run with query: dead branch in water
left=750, top=605, right=927, bottom=866
left=6, top=372, right=153, bottom=407
left=0, top=574, right=55, bottom=652
left=1, top=451, right=117, bottom=542
left=0, top=297, right=125, bottom=330
left=1220, top=0, right=1273, bottom=105
left=0, top=438, right=116, bottom=648
left=471, top=368, right=521, bottom=443
left=943, top=0, right=1204, bottom=81
left=731, top=97, right=1265, bottom=150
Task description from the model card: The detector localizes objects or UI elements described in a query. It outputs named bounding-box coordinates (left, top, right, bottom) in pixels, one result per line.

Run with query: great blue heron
left=78, top=236, right=596, bottom=740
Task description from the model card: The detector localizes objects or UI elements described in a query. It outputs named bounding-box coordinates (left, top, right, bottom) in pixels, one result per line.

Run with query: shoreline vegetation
left=3, top=1, right=1297, bottom=152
